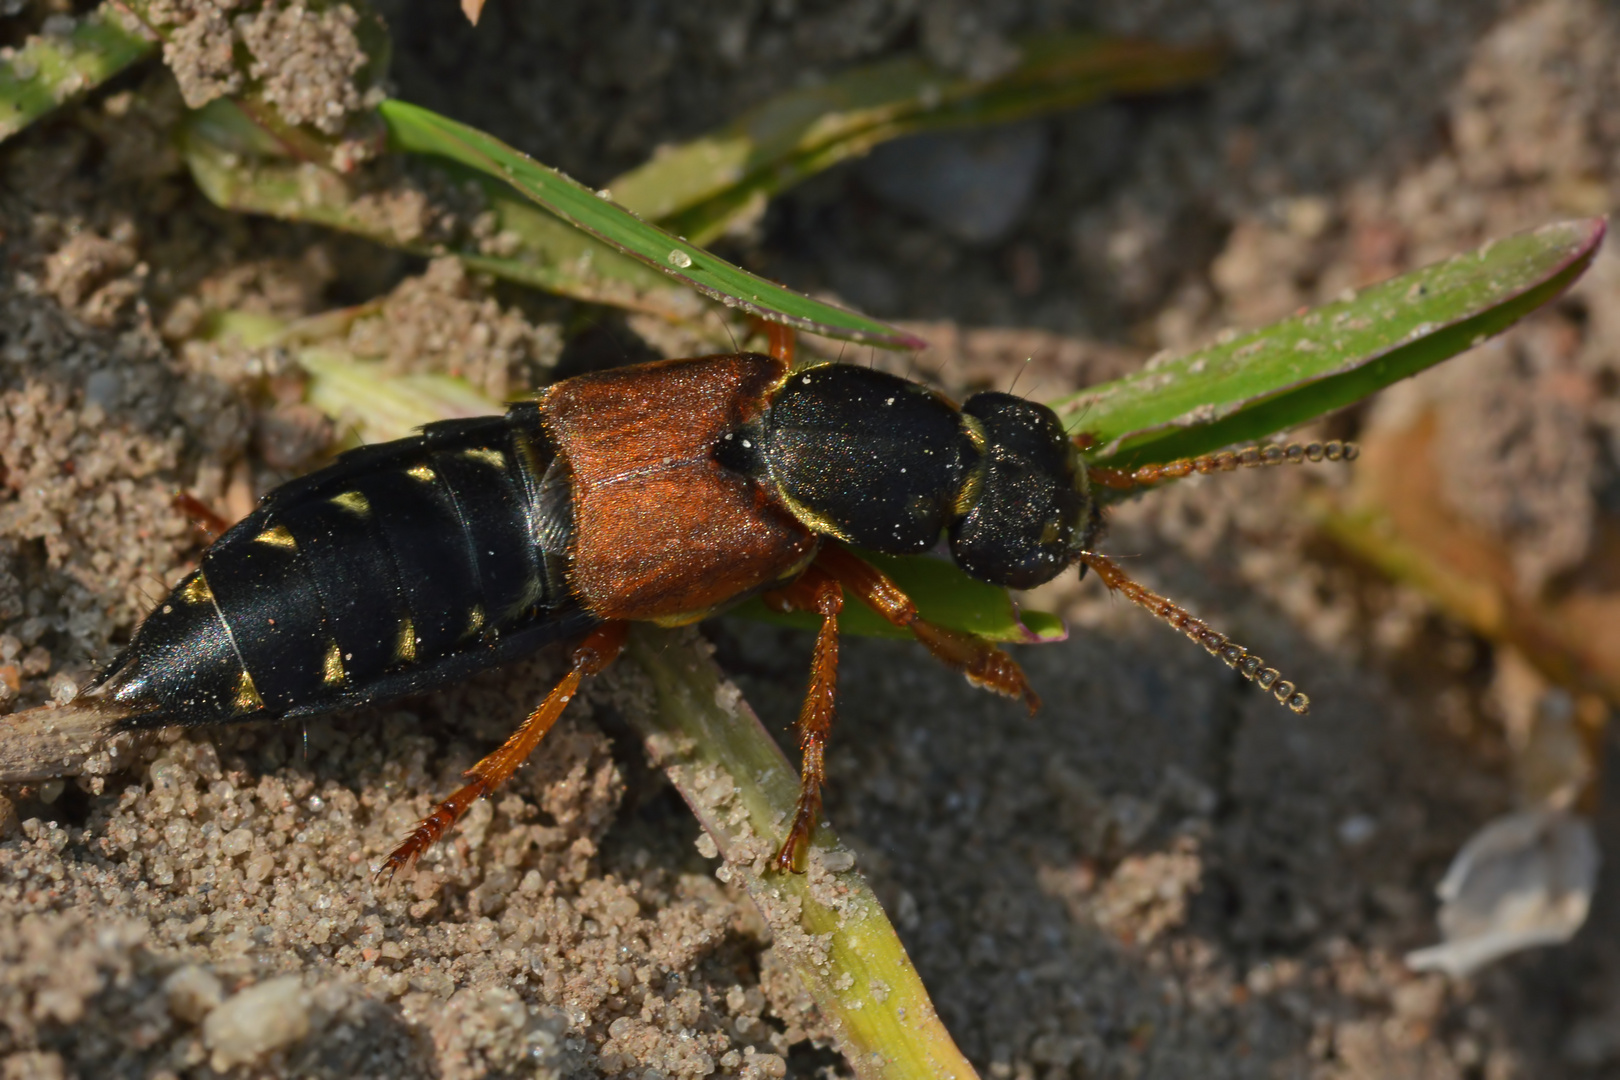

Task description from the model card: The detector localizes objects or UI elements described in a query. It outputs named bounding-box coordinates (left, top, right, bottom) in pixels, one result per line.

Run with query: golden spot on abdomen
left=395, top=617, right=417, bottom=664
left=180, top=572, right=214, bottom=605
left=233, top=669, right=263, bottom=714
left=254, top=525, right=297, bottom=549
left=322, top=640, right=346, bottom=685
left=329, top=491, right=371, bottom=517
left=461, top=447, right=506, bottom=470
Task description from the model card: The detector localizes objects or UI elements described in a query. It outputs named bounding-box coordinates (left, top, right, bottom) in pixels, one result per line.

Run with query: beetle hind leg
left=760, top=565, right=843, bottom=873
left=376, top=619, right=629, bottom=881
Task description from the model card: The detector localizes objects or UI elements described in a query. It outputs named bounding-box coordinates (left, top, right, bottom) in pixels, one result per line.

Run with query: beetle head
left=949, top=392, right=1102, bottom=589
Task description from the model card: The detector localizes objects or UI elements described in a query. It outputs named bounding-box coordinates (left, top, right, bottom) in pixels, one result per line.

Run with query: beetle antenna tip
left=1079, top=550, right=1312, bottom=714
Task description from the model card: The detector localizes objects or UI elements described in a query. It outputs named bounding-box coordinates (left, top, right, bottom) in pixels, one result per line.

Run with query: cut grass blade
left=175, top=30, right=1213, bottom=336
left=624, top=626, right=981, bottom=1080
left=200, top=307, right=503, bottom=446
left=610, top=33, right=1222, bottom=246
left=298, top=349, right=504, bottom=445
left=0, top=4, right=156, bottom=142
left=1061, top=219, right=1607, bottom=470
left=378, top=99, right=925, bottom=348
left=180, top=100, right=705, bottom=322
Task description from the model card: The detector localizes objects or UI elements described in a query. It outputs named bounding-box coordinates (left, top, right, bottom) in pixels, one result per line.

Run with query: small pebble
left=202, top=976, right=311, bottom=1070
left=164, top=965, right=225, bottom=1024
left=21, top=646, right=51, bottom=677
left=47, top=671, right=77, bottom=704
left=819, top=848, right=856, bottom=873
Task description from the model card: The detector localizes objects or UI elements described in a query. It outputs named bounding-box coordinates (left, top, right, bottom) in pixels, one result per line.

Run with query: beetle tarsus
left=773, top=788, right=820, bottom=875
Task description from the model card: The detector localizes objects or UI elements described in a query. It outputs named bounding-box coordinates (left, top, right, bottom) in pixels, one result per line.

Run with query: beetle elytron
left=87, top=326, right=1347, bottom=874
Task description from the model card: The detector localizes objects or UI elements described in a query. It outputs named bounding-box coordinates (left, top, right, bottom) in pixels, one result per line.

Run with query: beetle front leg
left=760, top=565, right=843, bottom=873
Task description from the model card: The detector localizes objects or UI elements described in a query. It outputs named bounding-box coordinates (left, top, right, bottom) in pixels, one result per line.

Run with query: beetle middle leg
left=759, top=564, right=843, bottom=873
left=814, top=544, right=1040, bottom=713
left=377, top=619, right=629, bottom=880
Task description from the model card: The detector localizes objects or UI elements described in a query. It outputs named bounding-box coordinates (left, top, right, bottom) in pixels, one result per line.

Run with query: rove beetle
left=84, top=324, right=1350, bottom=875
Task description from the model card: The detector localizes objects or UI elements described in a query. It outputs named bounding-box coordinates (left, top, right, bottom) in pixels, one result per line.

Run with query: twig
left=0, top=701, right=134, bottom=783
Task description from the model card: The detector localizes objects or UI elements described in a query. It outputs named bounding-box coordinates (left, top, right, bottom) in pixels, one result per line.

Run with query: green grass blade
left=180, top=101, right=706, bottom=322
left=623, top=626, right=982, bottom=1080
left=298, top=349, right=502, bottom=445
left=1063, top=219, right=1606, bottom=469
left=609, top=34, right=1222, bottom=246
left=0, top=4, right=156, bottom=142
left=377, top=99, right=924, bottom=348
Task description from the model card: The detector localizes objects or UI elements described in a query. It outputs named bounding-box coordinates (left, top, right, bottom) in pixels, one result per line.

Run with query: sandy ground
left=4, top=0, right=1620, bottom=1077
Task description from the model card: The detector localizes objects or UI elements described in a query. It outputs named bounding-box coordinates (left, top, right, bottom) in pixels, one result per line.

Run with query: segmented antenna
left=1079, top=550, right=1311, bottom=714
left=1088, top=440, right=1358, bottom=491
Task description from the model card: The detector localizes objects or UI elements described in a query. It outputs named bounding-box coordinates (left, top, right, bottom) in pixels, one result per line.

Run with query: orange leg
left=760, top=565, right=843, bottom=873
left=173, top=491, right=229, bottom=543
left=376, top=620, right=629, bottom=880
left=814, top=545, right=1040, bottom=713
left=1087, top=440, right=1359, bottom=492
left=763, top=321, right=797, bottom=366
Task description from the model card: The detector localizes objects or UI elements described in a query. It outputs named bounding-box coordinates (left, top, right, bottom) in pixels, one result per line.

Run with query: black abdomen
left=94, top=404, right=596, bottom=728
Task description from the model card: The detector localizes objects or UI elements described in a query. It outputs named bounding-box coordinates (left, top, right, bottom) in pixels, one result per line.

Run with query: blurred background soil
left=4, top=0, right=1620, bottom=1077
